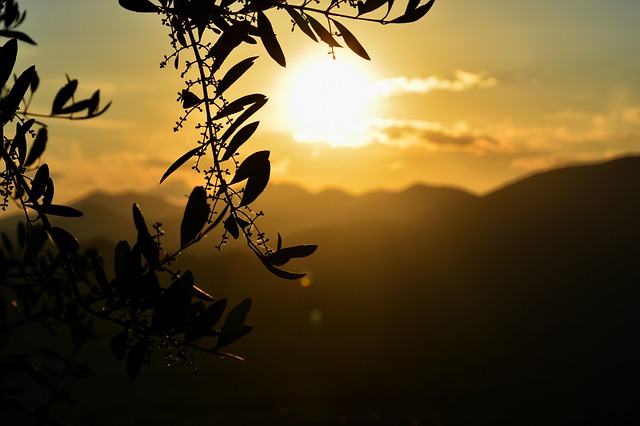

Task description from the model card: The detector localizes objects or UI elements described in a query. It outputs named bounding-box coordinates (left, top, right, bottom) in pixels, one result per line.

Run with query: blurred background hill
left=2, top=156, right=639, bottom=425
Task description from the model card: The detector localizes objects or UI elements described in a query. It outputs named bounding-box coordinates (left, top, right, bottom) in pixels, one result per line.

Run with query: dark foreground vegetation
left=5, top=156, right=638, bottom=425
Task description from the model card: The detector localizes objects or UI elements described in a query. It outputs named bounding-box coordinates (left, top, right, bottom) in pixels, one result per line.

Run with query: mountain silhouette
left=2, top=156, right=639, bottom=425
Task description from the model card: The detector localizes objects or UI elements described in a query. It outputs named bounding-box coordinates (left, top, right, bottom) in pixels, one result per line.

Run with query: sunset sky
left=12, top=0, right=640, bottom=203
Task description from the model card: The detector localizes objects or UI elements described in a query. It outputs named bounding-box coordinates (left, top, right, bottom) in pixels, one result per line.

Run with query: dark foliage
left=1, top=0, right=435, bottom=423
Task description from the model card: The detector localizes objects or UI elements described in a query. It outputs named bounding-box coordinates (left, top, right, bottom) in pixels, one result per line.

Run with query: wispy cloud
left=374, top=70, right=497, bottom=97
left=623, top=107, right=640, bottom=125
left=366, top=118, right=507, bottom=155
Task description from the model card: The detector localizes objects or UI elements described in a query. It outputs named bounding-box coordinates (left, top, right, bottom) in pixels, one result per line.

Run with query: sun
left=283, top=54, right=378, bottom=148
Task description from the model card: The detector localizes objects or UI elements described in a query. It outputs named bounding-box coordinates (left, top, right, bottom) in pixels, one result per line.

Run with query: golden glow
left=300, top=276, right=311, bottom=287
left=284, top=54, right=378, bottom=148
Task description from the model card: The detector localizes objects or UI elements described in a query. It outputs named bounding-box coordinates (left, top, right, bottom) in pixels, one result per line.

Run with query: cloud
left=502, top=106, right=640, bottom=173
left=623, top=107, right=640, bottom=124
left=366, top=118, right=506, bottom=155
left=374, top=70, right=497, bottom=97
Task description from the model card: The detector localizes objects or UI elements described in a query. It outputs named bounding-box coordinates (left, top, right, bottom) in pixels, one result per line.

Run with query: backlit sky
left=12, top=0, right=640, bottom=202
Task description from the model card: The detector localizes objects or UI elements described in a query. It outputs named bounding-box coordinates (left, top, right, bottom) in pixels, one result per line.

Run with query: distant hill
left=2, top=155, right=639, bottom=425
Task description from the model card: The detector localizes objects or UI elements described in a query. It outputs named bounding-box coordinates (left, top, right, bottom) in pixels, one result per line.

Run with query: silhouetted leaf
left=285, top=6, right=317, bottom=42
left=187, top=0, right=219, bottom=37
left=0, top=30, right=36, bottom=45
left=1, top=65, right=35, bottom=124
left=181, top=89, right=202, bottom=109
left=57, top=99, right=92, bottom=115
left=257, top=10, right=286, bottom=67
left=213, top=93, right=266, bottom=120
left=236, top=217, right=250, bottom=229
left=0, top=38, right=17, bottom=88
left=405, top=0, right=420, bottom=13
left=10, top=126, right=26, bottom=167
left=29, top=163, right=49, bottom=201
left=390, top=0, right=435, bottom=23
left=88, top=90, right=100, bottom=115
left=92, top=255, right=110, bottom=292
left=118, top=0, right=159, bottom=13
left=86, top=100, right=112, bottom=118
left=42, top=178, right=54, bottom=206
left=25, top=225, right=47, bottom=260
left=196, top=298, right=227, bottom=330
left=132, top=204, right=159, bottom=267
left=159, top=145, right=201, bottom=184
left=132, top=203, right=149, bottom=237
left=30, top=68, right=39, bottom=93
left=217, top=56, right=257, bottom=97
left=259, top=257, right=307, bottom=279
left=141, top=271, right=161, bottom=303
left=51, top=77, right=78, bottom=115
left=169, top=270, right=196, bottom=305
left=2, top=0, right=19, bottom=27
left=114, top=240, right=131, bottom=280
left=331, top=19, right=370, bottom=60
left=221, top=121, right=259, bottom=161
left=111, top=331, right=128, bottom=361
left=174, top=25, right=187, bottom=47
left=305, top=14, right=341, bottom=47
left=152, top=271, right=194, bottom=332
left=221, top=298, right=252, bottom=335
left=229, top=150, right=270, bottom=207
left=18, top=117, right=35, bottom=134
left=126, top=339, right=148, bottom=380
left=24, top=127, right=47, bottom=167
left=180, top=186, right=210, bottom=246
left=48, top=227, right=79, bottom=253
left=231, top=150, right=266, bottom=186
left=215, top=324, right=253, bottom=350
left=266, top=244, right=318, bottom=266
left=209, top=22, right=246, bottom=73
left=224, top=215, right=239, bottom=239
left=179, top=301, right=206, bottom=333
left=357, top=0, right=388, bottom=15
left=43, top=204, right=83, bottom=218
left=219, top=97, right=268, bottom=145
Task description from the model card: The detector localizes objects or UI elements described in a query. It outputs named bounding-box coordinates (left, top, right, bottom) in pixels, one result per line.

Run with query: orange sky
left=12, top=0, right=640, bottom=202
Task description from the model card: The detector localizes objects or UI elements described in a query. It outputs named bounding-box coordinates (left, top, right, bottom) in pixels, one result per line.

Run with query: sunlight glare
left=285, top=54, right=378, bottom=148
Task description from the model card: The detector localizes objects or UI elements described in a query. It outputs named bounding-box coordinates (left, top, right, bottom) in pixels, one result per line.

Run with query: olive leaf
left=222, top=121, right=259, bottom=161
left=159, top=145, right=201, bottom=184
left=180, top=186, right=210, bottom=246
left=331, top=19, right=370, bottom=60
left=1, top=65, right=35, bottom=124
left=305, top=14, right=341, bottom=47
left=118, top=0, right=159, bottom=13
left=229, top=150, right=270, bottom=207
left=390, top=0, right=435, bottom=24
left=0, top=38, right=18, bottom=88
left=257, top=10, right=286, bottom=67
left=217, top=56, right=258, bottom=96
left=285, top=6, right=317, bottom=42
